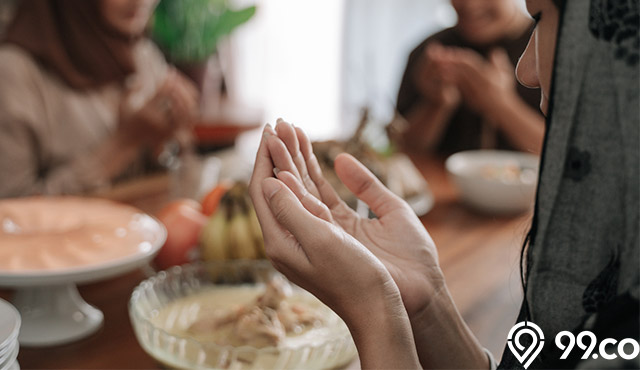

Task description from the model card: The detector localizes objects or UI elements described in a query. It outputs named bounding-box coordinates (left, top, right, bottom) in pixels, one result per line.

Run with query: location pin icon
left=507, top=321, right=545, bottom=369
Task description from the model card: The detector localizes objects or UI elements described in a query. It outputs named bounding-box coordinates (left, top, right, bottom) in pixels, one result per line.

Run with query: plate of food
left=129, top=260, right=356, bottom=370
left=312, top=112, right=433, bottom=216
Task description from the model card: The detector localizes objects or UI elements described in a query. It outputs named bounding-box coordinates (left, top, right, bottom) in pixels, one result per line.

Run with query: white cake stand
left=0, top=198, right=166, bottom=347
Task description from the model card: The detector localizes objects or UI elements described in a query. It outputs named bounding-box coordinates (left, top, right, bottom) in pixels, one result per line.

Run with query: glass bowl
left=129, top=260, right=357, bottom=369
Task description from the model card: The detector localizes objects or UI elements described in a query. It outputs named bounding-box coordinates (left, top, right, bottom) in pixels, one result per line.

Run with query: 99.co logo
left=556, top=331, right=639, bottom=361
left=508, top=321, right=640, bottom=368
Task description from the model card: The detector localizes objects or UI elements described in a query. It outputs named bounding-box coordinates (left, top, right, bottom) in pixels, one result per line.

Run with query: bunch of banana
left=200, top=182, right=265, bottom=261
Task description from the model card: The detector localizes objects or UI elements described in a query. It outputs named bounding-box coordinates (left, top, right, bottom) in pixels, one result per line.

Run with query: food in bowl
left=445, top=150, right=539, bottom=214
left=478, top=161, right=537, bottom=185
left=161, top=277, right=324, bottom=349
left=129, top=261, right=356, bottom=370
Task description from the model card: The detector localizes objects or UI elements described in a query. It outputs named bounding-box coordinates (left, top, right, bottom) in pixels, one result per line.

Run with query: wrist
left=420, top=95, right=459, bottom=114
left=341, top=273, right=421, bottom=369
left=483, top=91, right=520, bottom=127
left=404, top=265, right=447, bottom=319
left=409, top=285, right=489, bottom=369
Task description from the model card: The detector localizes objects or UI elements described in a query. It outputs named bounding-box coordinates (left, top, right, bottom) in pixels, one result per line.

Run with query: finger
left=274, top=119, right=320, bottom=197
left=262, top=177, right=333, bottom=255
left=294, top=125, right=314, bottom=163
left=444, top=54, right=483, bottom=93
left=167, top=91, right=189, bottom=125
left=249, top=125, right=283, bottom=242
left=266, top=135, right=303, bottom=180
left=249, top=128, right=310, bottom=270
left=169, top=77, right=199, bottom=121
left=175, top=73, right=200, bottom=113
left=249, top=124, right=277, bottom=193
left=145, top=71, right=178, bottom=122
left=276, top=171, right=333, bottom=223
left=176, top=71, right=199, bottom=102
left=334, top=153, right=408, bottom=217
left=294, top=126, right=348, bottom=212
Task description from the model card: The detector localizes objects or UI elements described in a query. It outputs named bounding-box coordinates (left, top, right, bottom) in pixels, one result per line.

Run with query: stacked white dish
left=0, top=299, right=20, bottom=370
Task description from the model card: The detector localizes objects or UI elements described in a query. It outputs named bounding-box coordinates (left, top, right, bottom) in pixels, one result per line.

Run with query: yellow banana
left=247, top=206, right=265, bottom=258
left=227, top=209, right=259, bottom=259
left=200, top=200, right=230, bottom=261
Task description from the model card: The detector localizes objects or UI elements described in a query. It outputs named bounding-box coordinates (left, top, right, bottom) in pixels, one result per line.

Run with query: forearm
left=402, top=100, right=457, bottom=152
left=487, top=95, right=544, bottom=155
left=409, top=286, right=489, bottom=369
left=343, top=281, right=421, bottom=369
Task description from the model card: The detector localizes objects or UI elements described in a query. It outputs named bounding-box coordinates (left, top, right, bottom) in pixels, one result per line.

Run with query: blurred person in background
left=0, top=0, right=198, bottom=198
left=394, top=0, right=545, bottom=155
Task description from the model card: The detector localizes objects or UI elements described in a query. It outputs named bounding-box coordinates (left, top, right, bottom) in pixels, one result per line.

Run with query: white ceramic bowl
left=0, top=299, right=20, bottom=370
left=129, top=260, right=356, bottom=370
left=445, top=150, right=539, bottom=214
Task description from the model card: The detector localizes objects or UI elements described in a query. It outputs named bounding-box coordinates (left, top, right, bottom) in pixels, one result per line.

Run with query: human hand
left=248, top=125, right=402, bottom=323
left=264, top=119, right=446, bottom=317
left=249, top=124, right=422, bottom=368
left=439, top=47, right=519, bottom=120
left=118, top=68, right=199, bottom=146
left=416, top=43, right=462, bottom=110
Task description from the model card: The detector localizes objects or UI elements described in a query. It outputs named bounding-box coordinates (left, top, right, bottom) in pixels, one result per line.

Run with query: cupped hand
left=438, top=47, right=518, bottom=119
left=266, top=119, right=446, bottom=317
left=247, top=125, right=401, bottom=323
left=416, top=43, right=462, bottom=109
left=118, top=68, right=199, bottom=146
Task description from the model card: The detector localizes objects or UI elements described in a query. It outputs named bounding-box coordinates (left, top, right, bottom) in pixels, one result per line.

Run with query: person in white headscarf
left=249, top=0, right=638, bottom=368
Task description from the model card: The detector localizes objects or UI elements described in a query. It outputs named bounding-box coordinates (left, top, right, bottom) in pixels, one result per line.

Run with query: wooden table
left=0, top=154, right=528, bottom=369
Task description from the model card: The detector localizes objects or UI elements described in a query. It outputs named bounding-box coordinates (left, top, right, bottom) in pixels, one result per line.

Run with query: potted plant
left=152, top=0, right=256, bottom=91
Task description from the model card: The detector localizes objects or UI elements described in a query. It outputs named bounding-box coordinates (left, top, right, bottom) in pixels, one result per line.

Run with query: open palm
left=267, top=119, right=445, bottom=316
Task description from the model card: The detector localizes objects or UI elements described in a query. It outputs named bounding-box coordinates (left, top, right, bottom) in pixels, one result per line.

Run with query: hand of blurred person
left=248, top=124, right=421, bottom=368
left=416, top=43, right=462, bottom=110
left=118, top=68, right=199, bottom=146
left=440, top=47, right=519, bottom=122
left=259, top=119, right=446, bottom=319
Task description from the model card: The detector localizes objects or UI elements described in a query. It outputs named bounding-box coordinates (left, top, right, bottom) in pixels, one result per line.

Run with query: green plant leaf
left=151, top=0, right=257, bottom=63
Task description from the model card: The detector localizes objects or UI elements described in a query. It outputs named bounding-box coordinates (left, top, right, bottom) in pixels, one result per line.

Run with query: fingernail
left=262, top=179, right=281, bottom=200
left=263, top=124, right=273, bottom=139
left=273, top=167, right=280, bottom=176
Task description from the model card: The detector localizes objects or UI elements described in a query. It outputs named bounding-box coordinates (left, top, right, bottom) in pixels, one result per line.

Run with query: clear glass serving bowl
left=129, top=260, right=357, bottom=369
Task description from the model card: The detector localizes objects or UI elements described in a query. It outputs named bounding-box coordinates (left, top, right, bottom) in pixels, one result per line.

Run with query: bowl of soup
left=129, top=260, right=356, bottom=369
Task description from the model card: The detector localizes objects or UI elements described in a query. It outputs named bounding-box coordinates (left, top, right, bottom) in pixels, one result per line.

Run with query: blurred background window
left=225, top=0, right=457, bottom=140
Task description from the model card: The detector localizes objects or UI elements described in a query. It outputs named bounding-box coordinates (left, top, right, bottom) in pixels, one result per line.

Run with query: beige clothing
left=0, top=39, right=167, bottom=197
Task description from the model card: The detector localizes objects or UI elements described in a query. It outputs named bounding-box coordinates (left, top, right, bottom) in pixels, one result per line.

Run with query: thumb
left=334, top=153, right=407, bottom=217
left=262, top=177, right=330, bottom=248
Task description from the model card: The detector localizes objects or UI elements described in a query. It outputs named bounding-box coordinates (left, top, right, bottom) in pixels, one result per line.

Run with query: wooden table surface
left=0, top=154, right=529, bottom=369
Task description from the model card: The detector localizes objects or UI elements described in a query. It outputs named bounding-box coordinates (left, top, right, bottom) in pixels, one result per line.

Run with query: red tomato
left=154, top=199, right=208, bottom=270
